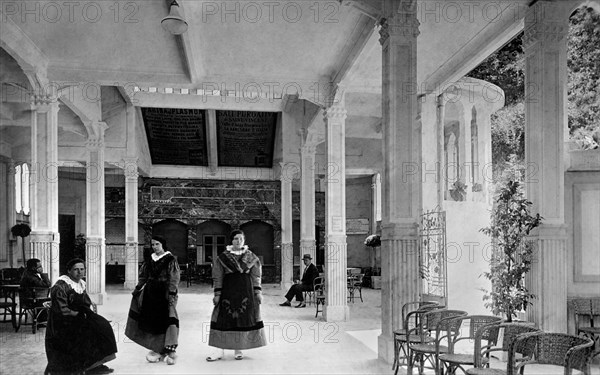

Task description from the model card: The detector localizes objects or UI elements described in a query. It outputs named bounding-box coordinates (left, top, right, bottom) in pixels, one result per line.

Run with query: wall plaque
left=216, top=110, right=277, bottom=168
left=346, top=218, right=370, bottom=234
left=141, top=108, right=208, bottom=166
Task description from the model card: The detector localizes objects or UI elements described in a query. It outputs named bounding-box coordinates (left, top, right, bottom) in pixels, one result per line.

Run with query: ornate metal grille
left=420, top=208, right=447, bottom=302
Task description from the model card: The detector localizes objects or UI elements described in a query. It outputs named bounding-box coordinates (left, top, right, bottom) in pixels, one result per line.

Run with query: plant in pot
left=364, top=234, right=381, bottom=289
left=480, top=180, right=543, bottom=322
left=11, top=223, right=32, bottom=267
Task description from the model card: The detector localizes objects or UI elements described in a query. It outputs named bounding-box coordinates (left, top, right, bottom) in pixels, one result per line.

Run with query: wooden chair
left=17, top=286, right=51, bottom=334
left=314, top=276, right=326, bottom=318
left=393, top=301, right=441, bottom=375
left=438, top=315, right=503, bottom=374
left=347, top=273, right=364, bottom=303
left=407, top=309, right=468, bottom=375
left=0, top=285, right=18, bottom=329
left=466, top=322, right=541, bottom=375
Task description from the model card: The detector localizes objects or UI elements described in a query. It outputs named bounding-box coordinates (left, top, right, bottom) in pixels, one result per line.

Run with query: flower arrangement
left=364, top=234, right=381, bottom=247
left=11, top=223, right=31, bottom=238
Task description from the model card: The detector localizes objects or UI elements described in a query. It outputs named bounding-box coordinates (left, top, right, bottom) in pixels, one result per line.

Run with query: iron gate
left=419, top=207, right=447, bottom=303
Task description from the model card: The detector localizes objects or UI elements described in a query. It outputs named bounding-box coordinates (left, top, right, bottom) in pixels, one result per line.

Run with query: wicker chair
left=508, top=332, right=595, bottom=375
left=407, top=309, right=468, bottom=375
left=17, top=286, right=51, bottom=334
left=465, top=322, right=541, bottom=375
left=314, top=276, right=325, bottom=318
left=393, top=301, right=441, bottom=374
left=438, top=315, right=503, bottom=374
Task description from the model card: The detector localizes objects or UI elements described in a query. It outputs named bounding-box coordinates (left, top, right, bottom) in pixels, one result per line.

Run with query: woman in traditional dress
left=125, top=235, right=180, bottom=365
left=45, top=258, right=117, bottom=375
left=206, top=229, right=267, bottom=361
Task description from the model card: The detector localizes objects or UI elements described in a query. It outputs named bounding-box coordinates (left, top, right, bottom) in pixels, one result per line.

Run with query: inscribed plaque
left=216, top=110, right=277, bottom=168
left=142, top=108, right=208, bottom=166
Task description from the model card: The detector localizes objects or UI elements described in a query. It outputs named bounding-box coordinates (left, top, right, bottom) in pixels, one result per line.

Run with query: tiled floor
left=0, top=283, right=598, bottom=375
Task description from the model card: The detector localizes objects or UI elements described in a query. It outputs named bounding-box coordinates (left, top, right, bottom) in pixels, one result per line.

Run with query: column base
left=324, top=305, right=349, bottom=322
left=378, top=333, right=394, bottom=364
left=123, top=280, right=137, bottom=290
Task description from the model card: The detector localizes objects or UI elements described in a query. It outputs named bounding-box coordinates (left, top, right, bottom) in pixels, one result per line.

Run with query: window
left=14, top=163, right=30, bottom=215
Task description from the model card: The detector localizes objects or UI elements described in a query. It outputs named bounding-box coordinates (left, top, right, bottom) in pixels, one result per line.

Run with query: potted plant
left=480, top=180, right=543, bottom=322
left=364, top=234, right=382, bottom=289
left=11, top=223, right=31, bottom=266
left=449, top=180, right=468, bottom=201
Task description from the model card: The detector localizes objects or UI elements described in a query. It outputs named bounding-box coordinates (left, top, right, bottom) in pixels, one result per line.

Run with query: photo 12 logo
left=199, top=1, right=340, bottom=24
left=1, top=1, right=140, bottom=24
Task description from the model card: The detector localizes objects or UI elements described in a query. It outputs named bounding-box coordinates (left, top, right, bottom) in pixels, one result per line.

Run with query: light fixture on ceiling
left=161, top=0, right=188, bottom=35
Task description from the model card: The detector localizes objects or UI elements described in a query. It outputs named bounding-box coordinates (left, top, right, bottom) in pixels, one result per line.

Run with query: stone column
left=300, top=144, right=317, bottom=262
left=123, top=157, right=139, bottom=290
left=0, top=158, right=9, bottom=266
left=5, top=159, right=17, bottom=267
left=323, top=95, right=349, bottom=322
left=378, top=0, right=422, bottom=363
left=523, top=1, right=569, bottom=332
left=29, top=95, right=60, bottom=283
left=85, top=121, right=108, bottom=304
left=370, top=173, right=381, bottom=270
left=437, top=94, right=447, bottom=203
left=280, top=162, right=294, bottom=291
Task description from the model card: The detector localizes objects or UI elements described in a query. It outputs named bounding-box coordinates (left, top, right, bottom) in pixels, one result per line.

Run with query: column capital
left=523, top=2, right=568, bottom=51
left=30, top=95, right=58, bottom=110
left=378, top=8, right=420, bottom=45
left=122, top=157, right=139, bottom=180
left=300, top=143, right=317, bottom=155
left=323, top=105, right=347, bottom=121
left=84, top=121, right=108, bottom=149
left=279, top=161, right=299, bottom=182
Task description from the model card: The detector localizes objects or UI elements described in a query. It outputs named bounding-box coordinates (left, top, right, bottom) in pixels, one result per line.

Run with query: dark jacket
left=300, top=263, right=319, bottom=287
left=20, top=269, right=51, bottom=289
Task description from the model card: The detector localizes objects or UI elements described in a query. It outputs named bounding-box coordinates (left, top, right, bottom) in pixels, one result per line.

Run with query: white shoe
left=234, top=350, right=243, bottom=360
left=146, top=351, right=164, bottom=363
left=165, top=352, right=176, bottom=365
left=206, top=348, right=224, bottom=362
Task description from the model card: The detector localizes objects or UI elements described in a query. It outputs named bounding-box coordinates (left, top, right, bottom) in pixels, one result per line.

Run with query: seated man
left=20, top=258, right=51, bottom=289
left=19, top=258, right=51, bottom=322
left=280, top=254, right=319, bottom=308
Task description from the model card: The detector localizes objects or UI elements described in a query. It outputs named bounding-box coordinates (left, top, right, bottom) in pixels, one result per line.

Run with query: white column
left=123, top=157, right=139, bottom=290
left=378, top=0, right=422, bottom=363
left=323, top=94, right=349, bottom=322
left=420, top=94, right=440, bottom=209
left=0, top=157, right=10, bottom=266
left=85, top=121, right=108, bottom=304
left=280, top=162, right=294, bottom=291
left=6, top=159, right=17, bottom=267
left=437, top=94, right=447, bottom=202
left=523, top=1, right=570, bottom=332
left=370, top=173, right=382, bottom=270
left=29, top=95, right=60, bottom=283
left=300, top=144, right=317, bottom=262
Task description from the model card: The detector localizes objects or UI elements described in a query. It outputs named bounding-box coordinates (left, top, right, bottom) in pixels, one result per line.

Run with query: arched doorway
left=196, top=220, right=231, bottom=264
left=153, top=219, right=188, bottom=262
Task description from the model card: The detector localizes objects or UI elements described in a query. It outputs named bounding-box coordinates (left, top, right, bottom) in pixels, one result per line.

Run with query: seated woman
left=45, top=258, right=117, bottom=375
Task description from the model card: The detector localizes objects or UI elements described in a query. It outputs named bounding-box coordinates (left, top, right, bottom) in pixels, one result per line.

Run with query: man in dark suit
left=20, top=258, right=51, bottom=289
left=280, top=254, right=320, bottom=308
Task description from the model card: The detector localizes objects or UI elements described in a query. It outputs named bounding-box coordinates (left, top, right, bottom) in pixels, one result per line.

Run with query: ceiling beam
left=176, top=1, right=203, bottom=83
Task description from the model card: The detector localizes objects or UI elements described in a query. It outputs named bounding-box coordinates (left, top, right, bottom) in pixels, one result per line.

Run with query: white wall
left=444, top=200, right=492, bottom=315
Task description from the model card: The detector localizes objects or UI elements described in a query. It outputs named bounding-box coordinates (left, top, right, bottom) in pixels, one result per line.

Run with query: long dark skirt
left=125, top=282, right=179, bottom=353
left=45, top=309, right=117, bottom=374
left=208, top=272, right=267, bottom=350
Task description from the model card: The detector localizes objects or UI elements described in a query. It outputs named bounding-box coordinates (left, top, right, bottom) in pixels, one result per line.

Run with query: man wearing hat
left=280, top=254, right=320, bottom=308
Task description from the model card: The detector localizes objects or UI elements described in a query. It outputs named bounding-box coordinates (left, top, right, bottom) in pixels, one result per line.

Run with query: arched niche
left=240, top=220, right=274, bottom=266
left=153, top=219, right=188, bottom=262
